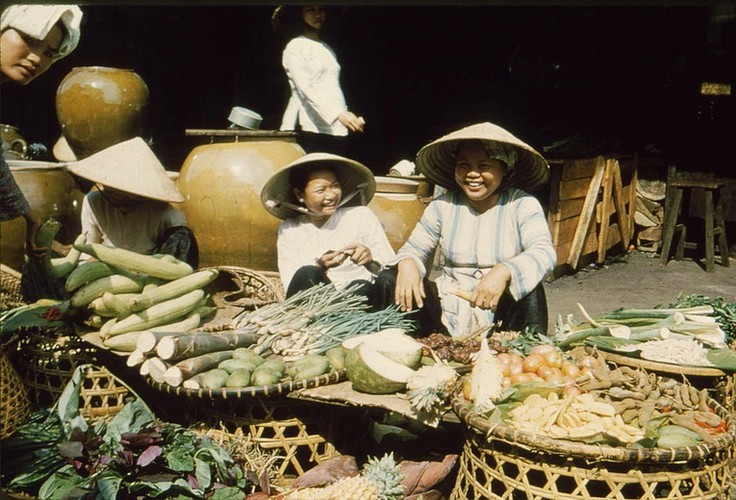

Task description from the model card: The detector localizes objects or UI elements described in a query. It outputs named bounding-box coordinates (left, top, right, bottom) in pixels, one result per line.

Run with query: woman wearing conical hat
left=66, top=137, right=199, bottom=267
left=392, top=122, right=557, bottom=336
left=261, top=152, right=395, bottom=308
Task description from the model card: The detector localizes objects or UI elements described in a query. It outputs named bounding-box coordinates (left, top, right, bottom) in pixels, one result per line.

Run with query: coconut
left=345, top=343, right=416, bottom=394
left=342, top=328, right=423, bottom=369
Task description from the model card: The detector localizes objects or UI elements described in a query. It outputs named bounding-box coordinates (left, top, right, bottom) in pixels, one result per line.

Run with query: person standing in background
left=273, top=5, right=364, bottom=157
left=0, top=4, right=83, bottom=260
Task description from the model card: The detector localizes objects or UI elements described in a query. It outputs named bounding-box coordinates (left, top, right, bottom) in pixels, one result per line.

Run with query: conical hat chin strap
left=267, top=182, right=370, bottom=217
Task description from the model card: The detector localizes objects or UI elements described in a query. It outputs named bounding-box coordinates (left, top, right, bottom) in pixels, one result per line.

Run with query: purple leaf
left=186, top=473, right=200, bottom=490
left=136, top=445, right=163, bottom=467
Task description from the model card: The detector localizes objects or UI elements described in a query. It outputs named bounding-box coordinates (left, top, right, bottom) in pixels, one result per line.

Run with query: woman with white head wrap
left=1, top=4, right=83, bottom=261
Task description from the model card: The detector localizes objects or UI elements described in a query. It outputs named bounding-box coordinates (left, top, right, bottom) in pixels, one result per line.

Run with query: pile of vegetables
left=127, top=283, right=414, bottom=391
left=0, top=366, right=252, bottom=499
left=64, top=243, right=219, bottom=351
left=552, top=300, right=736, bottom=370
left=460, top=346, right=731, bottom=448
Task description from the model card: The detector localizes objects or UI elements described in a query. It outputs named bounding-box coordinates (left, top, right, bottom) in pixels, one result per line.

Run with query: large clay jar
left=368, top=176, right=427, bottom=251
left=177, top=131, right=305, bottom=271
left=0, top=160, right=84, bottom=271
left=56, top=66, right=149, bottom=159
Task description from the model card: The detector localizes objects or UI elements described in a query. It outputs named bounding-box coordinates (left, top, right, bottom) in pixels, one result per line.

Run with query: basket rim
left=146, top=369, right=345, bottom=399
left=451, top=386, right=736, bottom=464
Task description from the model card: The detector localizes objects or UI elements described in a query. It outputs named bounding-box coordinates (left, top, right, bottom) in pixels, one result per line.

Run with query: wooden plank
left=550, top=216, right=582, bottom=246
left=555, top=224, right=598, bottom=264
left=559, top=178, right=594, bottom=200
left=552, top=198, right=585, bottom=222
left=561, top=157, right=601, bottom=181
left=597, top=159, right=615, bottom=263
left=611, top=159, right=631, bottom=249
left=546, top=159, right=564, bottom=229
left=567, top=157, right=607, bottom=269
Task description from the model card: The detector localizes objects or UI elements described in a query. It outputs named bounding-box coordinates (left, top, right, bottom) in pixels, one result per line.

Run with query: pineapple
left=285, top=453, right=404, bottom=500
left=406, top=361, right=459, bottom=426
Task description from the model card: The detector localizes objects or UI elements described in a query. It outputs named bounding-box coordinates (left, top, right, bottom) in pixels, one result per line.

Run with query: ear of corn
left=127, top=269, right=218, bottom=312
left=71, top=274, right=148, bottom=308
left=107, top=289, right=205, bottom=336
left=74, top=243, right=193, bottom=280
left=45, top=233, right=86, bottom=278
left=65, top=260, right=117, bottom=292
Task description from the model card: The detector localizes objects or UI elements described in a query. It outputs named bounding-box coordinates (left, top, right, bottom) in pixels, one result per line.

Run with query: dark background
left=2, top=4, right=734, bottom=175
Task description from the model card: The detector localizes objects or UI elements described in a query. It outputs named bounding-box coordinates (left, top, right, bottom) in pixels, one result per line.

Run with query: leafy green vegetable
left=664, top=293, right=736, bottom=344
left=2, top=365, right=252, bottom=498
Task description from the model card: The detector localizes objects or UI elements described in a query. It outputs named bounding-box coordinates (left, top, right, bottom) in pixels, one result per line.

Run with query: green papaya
left=201, top=368, right=229, bottom=389
left=225, top=369, right=252, bottom=388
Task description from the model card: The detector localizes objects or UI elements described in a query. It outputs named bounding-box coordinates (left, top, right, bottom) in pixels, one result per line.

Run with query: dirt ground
left=545, top=250, right=736, bottom=332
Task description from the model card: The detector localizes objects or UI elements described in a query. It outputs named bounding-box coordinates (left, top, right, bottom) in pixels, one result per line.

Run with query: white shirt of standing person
left=279, top=35, right=349, bottom=137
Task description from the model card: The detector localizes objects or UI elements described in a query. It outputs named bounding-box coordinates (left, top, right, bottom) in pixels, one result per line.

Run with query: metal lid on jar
left=228, top=106, right=263, bottom=130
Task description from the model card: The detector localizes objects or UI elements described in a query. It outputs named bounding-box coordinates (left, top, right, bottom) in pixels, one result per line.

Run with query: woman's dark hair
left=290, top=164, right=338, bottom=192
left=273, top=6, right=311, bottom=41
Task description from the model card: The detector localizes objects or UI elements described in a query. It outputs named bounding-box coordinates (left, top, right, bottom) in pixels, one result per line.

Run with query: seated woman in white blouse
left=391, top=122, right=557, bottom=336
left=261, top=153, right=396, bottom=308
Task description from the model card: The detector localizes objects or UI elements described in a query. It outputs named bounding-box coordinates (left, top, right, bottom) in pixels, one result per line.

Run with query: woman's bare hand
left=471, top=265, right=511, bottom=311
left=24, top=210, right=47, bottom=260
left=395, top=258, right=424, bottom=311
left=341, top=243, right=372, bottom=267
left=337, top=111, right=365, bottom=133
left=317, top=249, right=348, bottom=269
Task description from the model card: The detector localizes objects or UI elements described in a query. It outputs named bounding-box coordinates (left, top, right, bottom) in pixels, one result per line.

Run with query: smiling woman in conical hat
left=260, top=152, right=395, bottom=305
left=66, top=137, right=198, bottom=266
left=385, top=122, right=557, bottom=337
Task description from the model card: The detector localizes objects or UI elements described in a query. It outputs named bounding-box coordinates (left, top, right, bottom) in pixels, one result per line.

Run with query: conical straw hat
left=65, top=137, right=184, bottom=203
left=415, top=122, right=550, bottom=192
left=52, top=135, right=77, bottom=162
left=260, top=152, right=376, bottom=219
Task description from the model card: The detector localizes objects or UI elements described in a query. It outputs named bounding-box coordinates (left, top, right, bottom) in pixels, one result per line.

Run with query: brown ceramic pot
left=368, top=176, right=427, bottom=251
left=1, top=124, right=28, bottom=160
left=0, top=160, right=84, bottom=271
left=55, top=66, right=149, bottom=159
left=177, top=132, right=305, bottom=271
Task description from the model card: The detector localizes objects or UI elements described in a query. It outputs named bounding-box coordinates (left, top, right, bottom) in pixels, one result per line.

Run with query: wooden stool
left=660, top=166, right=729, bottom=272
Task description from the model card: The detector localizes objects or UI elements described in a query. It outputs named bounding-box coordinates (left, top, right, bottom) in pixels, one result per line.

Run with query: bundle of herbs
left=1, top=366, right=253, bottom=499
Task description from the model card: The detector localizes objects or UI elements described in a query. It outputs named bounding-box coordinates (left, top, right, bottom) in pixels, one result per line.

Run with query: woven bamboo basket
left=203, top=266, right=284, bottom=322
left=198, top=397, right=340, bottom=484
left=12, top=326, right=99, bottom=407
left=0, top=346, right=32, bottom=439
left=450, top=390, right=736, bottom=499
left=77, top=365, right=134, bottom=423
left=0, top=264, right=25, bottom=311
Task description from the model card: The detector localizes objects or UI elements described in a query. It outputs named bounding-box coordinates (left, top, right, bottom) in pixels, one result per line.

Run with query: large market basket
left=146, top=371, right=346, bottom=485
left=450, top=389, right=736, bottom=499
left=0, top=344, right=32, bottom=439
left=0, top=264, right=26, bottom=311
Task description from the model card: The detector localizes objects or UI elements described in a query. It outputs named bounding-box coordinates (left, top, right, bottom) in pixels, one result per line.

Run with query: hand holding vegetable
left=341, top=243, right=372, bottom=267
left=317, top=249, right=349, bottom=269
left=24, top=210, right=47, bottom=260
left=472, top=265, right=511, bottom=311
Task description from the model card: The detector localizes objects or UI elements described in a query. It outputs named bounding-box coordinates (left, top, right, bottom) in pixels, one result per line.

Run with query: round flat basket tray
left=145, top=369, right=346, bottom=399
left=450, top=390, right=736, bottom=500
left=0, top=265, right=26, bottom=311
left=12, top=326, right=100, bottom=407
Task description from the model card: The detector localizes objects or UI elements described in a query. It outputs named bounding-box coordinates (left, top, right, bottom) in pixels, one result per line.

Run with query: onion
left=522, top=353, right=546, bottom=373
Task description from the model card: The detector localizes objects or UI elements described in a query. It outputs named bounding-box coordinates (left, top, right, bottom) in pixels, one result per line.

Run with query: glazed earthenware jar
left=1, top=124, right=28, bottom=160
left=55, top=67, right=149, bottom=159
left=368, top=176, right=427, bottom=251
left=0, top=160, right=84, bottom=271
left=177, top=131, right=305, bottom=271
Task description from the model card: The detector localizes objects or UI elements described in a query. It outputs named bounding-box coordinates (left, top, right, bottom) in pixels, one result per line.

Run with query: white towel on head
left=1, top=4, right=83, bottom=59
